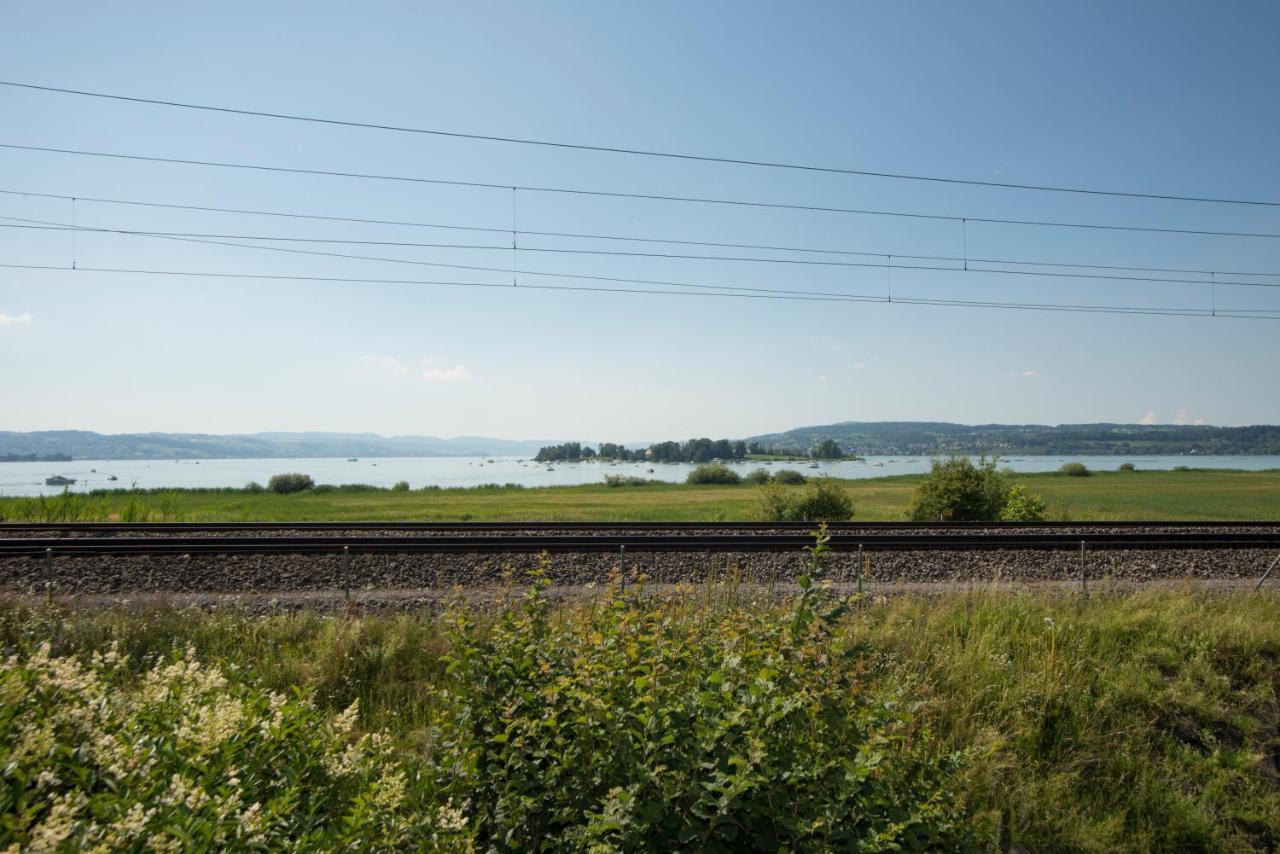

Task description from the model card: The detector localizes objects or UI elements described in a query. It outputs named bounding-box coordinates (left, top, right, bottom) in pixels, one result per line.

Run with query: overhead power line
left=5, top=219, right=1280, bottom=291
left=4, top=261, right=1277, bottom=320
left=5, top=186, right=1280, bottom=280
left=2, top=79, right=1277, bottom=208
left=4, top=215, right=1280, bottom=319
left=4, top=143, right=1280, bottom=241
left=0, top=214, right=878, bottom=300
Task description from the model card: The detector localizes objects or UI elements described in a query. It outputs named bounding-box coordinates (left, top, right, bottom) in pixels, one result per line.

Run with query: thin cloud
left=852, top=361, right=868, bottom=370
left=359, top=355, right=470, bottom=382
left=815, top=375, right=829, bottom=384
left=1139, top=410, right=1157, bottom=425
left=0, top=312, right=32, bottom=327
left=420, top=359, right=470, bottom=383
left=1007, top=370, right=1039, bottom=379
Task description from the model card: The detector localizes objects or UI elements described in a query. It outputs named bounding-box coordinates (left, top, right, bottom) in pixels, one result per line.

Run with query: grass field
left=2, top=468, right=1277, bottom=522
left=4, top=585, right=1280, bottom=850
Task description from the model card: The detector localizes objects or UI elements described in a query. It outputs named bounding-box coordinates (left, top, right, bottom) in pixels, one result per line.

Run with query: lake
left=2, top=454, right=1278, bottom=497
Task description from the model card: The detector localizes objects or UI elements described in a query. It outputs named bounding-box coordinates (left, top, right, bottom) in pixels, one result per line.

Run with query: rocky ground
left=2, top=545, right=1276, bottom=598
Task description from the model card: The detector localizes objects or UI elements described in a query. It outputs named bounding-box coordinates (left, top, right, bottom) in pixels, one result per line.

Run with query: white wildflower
left=438, top=800, right=467, bottom=832
left=333, top=700, right=360, bottom=735
left=372, top=770, right=407, bottom=811
left=27, top=790, right=86, bottom=852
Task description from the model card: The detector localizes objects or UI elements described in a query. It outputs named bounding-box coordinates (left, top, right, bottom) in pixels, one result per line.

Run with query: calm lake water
left=2, top=455, right=1278, bottom=497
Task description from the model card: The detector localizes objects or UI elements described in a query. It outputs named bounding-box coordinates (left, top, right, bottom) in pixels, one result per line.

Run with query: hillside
left=745, top=422, right=1280, bottom=456
left=0, top=431, right=566, bottom=460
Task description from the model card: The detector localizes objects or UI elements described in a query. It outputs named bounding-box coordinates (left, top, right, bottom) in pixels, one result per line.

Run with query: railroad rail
left=1, top=522, right=1278, bottom=557
left=4, top=520, right=1278, bottom=533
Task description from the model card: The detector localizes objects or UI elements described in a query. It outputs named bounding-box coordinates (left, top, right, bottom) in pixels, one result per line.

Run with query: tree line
left=535, top=438, right=749, bottom=463
left=534, top=437, right=845, bottom=463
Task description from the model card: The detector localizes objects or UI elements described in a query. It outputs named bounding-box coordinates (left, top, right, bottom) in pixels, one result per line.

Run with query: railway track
left=3, top=522, right=1278, bottom=557
left=6, top=520, right=1278, bottom=533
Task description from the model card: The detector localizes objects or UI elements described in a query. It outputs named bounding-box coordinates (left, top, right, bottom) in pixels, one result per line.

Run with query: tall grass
left=2, top=583, right=1279, bottom=849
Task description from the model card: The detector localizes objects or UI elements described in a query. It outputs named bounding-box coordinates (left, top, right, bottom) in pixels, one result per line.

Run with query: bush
left=685, top=463, right=741, bottom=485
left=603, top=475, right=661, bottom=487
left=312, top=483, right=379, bottom=494
left=1118, top=462, right=1136, bottom=472
left=746, top=468, right=772, bottom=485
left=758, top=478, right=855, bottom=522
left=772, top=468, right=807, bottom=485
left=1059, top=462, right=1091, bottom=477
left=0, top=644, right=456, bottom=850
left=908, top=456, right=1010, bottom=521
left=267, top=473, right=315, bottom=495
left=391, top=481, right=410, bottom=492
left=999, top=484, right=1049, bottom=522
left=438, top=581, right=970, bottom=849
left=244, top=481, right=265, bottom=494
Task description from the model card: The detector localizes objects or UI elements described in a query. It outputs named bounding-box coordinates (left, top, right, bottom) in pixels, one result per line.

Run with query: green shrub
left=772, top=468, right=807, bottom=485
left=603, top=475, right=661, bottom=487
left=244, top=481, right=265, bottom=494
left=999, top=484, right=1048, bottom=522
left=391, top=481, right=410, bottom=492
left=0, top=644, right=459, bottom=850
left=907, top=456, right=1010, bottom=521
left=685, top=463, right=741, bottom=485
left=758, top=479, right=855, bottom=522
left=267, top=473, right=315, bottom=495
left=1118, top=462, right=1136, bottom=472
left=312, top=483, right=380, bottom=494
left=1059, top=462, right=1091, bottom=477
left=437, top=579, right=971, bottom=849
left=746, top=468, right=772, bottom=485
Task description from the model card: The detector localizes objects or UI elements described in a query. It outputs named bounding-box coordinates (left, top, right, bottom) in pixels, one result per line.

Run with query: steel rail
left=4, top=531, right=1280, bottom=557
left=4, top=521, right=1278, bottom=534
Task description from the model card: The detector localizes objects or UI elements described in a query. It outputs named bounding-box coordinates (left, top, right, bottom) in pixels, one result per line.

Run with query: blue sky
left=2, top=1, right=1279, bottom=441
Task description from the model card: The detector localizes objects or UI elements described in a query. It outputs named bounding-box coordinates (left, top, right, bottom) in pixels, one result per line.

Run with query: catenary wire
left=4, top=186, right=1280, bottom=281
left=4, top=219, right=1278, bottom=291
left=2, top=79, right=1278, bottom=208
left=3, top=218, right=1278, bottom=319
left=0, top=214, right=872, bottom=299
left=5, top=143, right=1280, bottom=241
left=4, top=260, right=1278, bottom=319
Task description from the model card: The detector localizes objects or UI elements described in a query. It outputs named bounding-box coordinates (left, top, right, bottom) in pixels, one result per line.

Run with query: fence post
left=1080, top=540, right=1088, bottom=597
left=619, top=544, right=626, bottom=593
left=857, top=543, right=864, bottom=599
left=343, top=545, right=351, bottom=601
left=1254, top=553, right=1280, bottom=592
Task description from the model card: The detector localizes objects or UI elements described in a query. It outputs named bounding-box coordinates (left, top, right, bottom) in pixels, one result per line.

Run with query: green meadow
left=2, top=468, right=1278, bottom=522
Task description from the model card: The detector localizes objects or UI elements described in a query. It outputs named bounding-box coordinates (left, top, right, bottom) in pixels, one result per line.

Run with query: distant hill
left=0, top=431, right=568, bottom=460
left=745, top=422, right=1280, bottom=456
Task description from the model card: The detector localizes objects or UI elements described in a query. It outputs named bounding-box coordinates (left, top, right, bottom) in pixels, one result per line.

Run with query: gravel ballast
left=2, top=546, right=1277, bottom=596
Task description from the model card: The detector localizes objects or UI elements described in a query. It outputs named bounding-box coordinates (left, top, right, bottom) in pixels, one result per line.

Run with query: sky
left=2, top=0, right=1279, bottom=442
